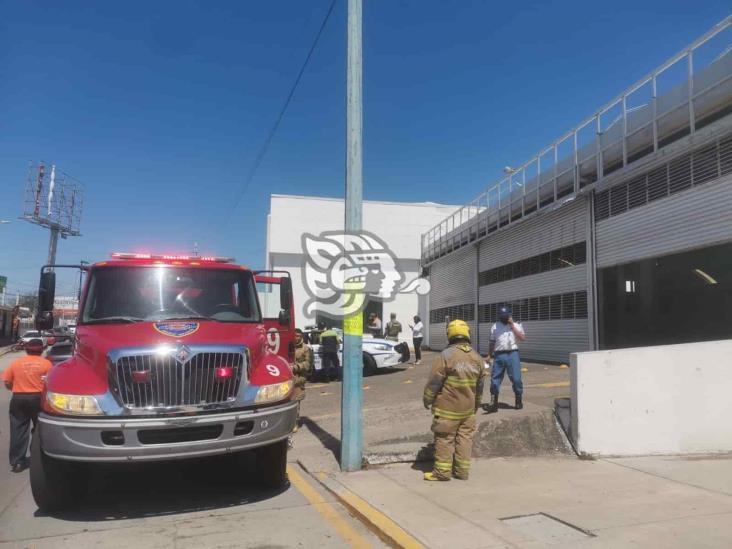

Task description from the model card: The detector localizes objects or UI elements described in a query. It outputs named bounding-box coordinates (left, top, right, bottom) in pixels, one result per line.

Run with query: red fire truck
left=32, top=253, right=297, bottom=511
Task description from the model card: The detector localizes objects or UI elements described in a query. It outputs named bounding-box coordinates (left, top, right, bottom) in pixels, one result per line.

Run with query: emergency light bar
left=111, top=252, right=235, bottom=263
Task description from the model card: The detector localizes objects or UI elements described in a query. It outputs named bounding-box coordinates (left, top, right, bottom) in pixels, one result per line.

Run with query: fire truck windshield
left=80, top=267, right=261, bottom=324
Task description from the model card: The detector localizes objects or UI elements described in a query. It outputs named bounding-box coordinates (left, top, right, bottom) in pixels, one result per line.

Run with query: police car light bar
left=111, top=252, right=235, bottom=263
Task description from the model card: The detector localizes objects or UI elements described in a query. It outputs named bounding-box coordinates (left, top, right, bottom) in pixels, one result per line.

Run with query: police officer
left=384, top=313, right=402, bottom=342
left=487, top=305, right=526, bottom=411
left=422, top=320, right=486, bottom=481
left=319, top=323, right=341, bottom=382
left=2, top=339, right=52, bottom=472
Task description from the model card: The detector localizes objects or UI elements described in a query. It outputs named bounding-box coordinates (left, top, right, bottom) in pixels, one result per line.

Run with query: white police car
left=306, top=328, right=409, bottom=376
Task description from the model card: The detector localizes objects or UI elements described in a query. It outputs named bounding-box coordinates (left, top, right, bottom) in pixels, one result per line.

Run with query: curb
left=298, top=459, right=425, bottom=549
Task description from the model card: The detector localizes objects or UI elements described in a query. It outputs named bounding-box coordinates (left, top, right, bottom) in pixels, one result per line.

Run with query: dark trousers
left=413, top=337, right=423, bottom=361
left=8, top=393, right=42, bottom=467
left=322, top=352, right=341, bottom=379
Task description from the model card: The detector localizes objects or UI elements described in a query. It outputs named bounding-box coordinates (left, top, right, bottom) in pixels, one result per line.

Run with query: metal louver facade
left=427, top=246, right=477, bottom=350
left=477, top=197, right=591, bottom=360
left=596, top=134, right=732, bottom=268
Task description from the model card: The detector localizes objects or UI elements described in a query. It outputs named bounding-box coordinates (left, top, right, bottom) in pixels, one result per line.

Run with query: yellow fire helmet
left=446, top=319, right=470, bottom=342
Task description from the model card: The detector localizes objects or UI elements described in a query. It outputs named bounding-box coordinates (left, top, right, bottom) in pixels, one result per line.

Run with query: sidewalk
left=307, top=454, right=732, bottom=548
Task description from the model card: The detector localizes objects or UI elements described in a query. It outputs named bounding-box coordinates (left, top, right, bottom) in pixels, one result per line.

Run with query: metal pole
left=47, top=227, right=59, bottom=266
left=341, top=0, right=363, bottom=472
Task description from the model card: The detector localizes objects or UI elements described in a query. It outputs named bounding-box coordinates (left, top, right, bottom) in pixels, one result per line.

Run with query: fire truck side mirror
left=279, top=277, right=292, bottom=311
left=278, top=309, right=291, bottom=326
left=37, top=270, right=56, bottom=330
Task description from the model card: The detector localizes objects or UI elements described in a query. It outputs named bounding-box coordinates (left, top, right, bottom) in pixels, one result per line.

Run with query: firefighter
left=422, top=320, right=486, bottom=481
left=2, top=339, right=52, bottom=472
left=292, top=328, right=313, bottom=402
left=384, top=313, right=402, bottom=342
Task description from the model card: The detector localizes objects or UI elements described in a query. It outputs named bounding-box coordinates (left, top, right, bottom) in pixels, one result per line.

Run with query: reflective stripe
left=445, top=377, right=477, bottom=388
left=424, top=388, right=435, bottom=398
left=433, top=407, right=474, bottom=420
left=454, top=458, right=471, bottom=468
left=434, top=460, right=452, bottom=472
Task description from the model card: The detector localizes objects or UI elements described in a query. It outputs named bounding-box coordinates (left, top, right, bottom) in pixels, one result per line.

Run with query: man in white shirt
left=487, top=305, right=526, bottom=411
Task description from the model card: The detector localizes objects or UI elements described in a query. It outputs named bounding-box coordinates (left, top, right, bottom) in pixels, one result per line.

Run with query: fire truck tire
left=30, top=433, right=89, bottom=512
left=363, top=353, right=377, bottom=376
left=256, top=439, right=288, bottom=488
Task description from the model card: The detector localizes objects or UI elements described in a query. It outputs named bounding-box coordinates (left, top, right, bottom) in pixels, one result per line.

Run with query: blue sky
left=0, top=1, right=729, bottom=295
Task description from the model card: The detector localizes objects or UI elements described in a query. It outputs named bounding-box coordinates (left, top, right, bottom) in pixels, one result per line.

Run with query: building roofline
left=270, top=193, right=459, bottom=209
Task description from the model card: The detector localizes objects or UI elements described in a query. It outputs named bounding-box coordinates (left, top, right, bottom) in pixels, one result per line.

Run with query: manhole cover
left=500, top=513, right=593, bottom=544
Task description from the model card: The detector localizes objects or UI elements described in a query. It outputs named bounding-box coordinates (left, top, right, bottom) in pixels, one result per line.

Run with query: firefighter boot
left=515, top=394, right=523, bottom=410
left=424, top=471, right=450, bottom=481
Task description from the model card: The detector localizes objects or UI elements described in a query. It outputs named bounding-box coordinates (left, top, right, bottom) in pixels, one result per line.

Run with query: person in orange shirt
left=3, top=339, right=52, bottom=472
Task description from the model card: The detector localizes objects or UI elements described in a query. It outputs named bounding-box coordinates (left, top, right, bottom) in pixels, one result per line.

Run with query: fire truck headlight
left=47, top=392, right=103, bottom=415
left=254, top=380, right=294, bottom=403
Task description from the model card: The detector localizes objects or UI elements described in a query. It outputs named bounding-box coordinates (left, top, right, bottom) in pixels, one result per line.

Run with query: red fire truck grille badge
left=154, top=321, right=200, bottom=338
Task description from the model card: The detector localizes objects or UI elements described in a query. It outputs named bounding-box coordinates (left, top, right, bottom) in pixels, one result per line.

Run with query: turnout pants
left=8, top=393, right=42, bottom=467
left=431, top=415, right=476, bottom=480
left=490, top=350, right=523, bottom=396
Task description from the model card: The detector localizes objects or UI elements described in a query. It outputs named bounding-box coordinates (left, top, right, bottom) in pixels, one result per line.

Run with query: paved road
left=0, top=352, right=385, bottom=549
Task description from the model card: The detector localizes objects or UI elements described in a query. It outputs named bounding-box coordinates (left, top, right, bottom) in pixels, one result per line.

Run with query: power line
left=225, top=0, right=337, bottom=223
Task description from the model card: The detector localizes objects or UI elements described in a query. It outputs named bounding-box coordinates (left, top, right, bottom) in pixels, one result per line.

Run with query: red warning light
left=132, top=370, right=151, bottom=383
left=215, top=367, right=234, bottom=381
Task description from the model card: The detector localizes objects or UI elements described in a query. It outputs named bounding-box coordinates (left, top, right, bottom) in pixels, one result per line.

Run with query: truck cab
left=31, top=253, right=297, bottom=511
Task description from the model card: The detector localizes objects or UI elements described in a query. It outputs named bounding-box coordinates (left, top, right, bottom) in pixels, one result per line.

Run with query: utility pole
left=341, top=0, right=363, bottom=472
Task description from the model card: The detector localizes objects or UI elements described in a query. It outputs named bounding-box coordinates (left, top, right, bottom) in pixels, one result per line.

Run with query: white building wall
left=266, top=195, right=458, bottom=346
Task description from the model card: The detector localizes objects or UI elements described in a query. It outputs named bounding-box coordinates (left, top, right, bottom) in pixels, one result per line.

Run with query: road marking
left=331, top=482, right=425, bottom=549
left=526, top=381, right=570, bottom=388
left=403, top=379, right=412, bottom=384
left=287, top=465, right=373, bottom=548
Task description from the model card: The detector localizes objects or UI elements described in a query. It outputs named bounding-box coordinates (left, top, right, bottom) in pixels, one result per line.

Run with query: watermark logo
left=301, top=230, right=430, bottom=320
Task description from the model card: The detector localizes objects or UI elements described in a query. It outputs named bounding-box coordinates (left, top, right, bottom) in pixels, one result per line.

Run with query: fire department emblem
left=153, top=321, right=200, bottom=338
left=301, top=230, right=430, bottom=320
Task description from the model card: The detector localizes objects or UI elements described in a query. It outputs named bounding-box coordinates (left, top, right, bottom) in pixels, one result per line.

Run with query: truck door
left=254, top=272, right=294, bottom=363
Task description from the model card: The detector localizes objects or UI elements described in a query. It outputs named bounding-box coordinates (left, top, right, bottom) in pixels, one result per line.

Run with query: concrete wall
left=571, top=339, right=732, bottom=456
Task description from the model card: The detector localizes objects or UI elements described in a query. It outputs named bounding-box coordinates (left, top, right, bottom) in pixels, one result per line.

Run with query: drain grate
left=500, top=513, right=594, bottom=544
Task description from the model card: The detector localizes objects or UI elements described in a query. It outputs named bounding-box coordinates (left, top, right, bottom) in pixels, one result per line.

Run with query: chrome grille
left=110, top=349, right=244, bottom=409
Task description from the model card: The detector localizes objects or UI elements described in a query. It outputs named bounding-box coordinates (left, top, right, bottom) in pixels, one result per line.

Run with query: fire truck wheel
left=30, top=433, right=89, bottom=512
left=363, top=353, right=377, bottom=376
left=256, top=439, right=288, bottom=489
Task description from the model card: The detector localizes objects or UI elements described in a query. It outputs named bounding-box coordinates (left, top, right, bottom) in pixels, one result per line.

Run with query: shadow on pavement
left=35, top=452, right=289, bottom=521
left=300, top=416, right=341, bottom=465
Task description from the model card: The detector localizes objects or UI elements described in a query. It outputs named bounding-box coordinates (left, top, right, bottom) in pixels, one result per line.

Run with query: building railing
left=421, top=16, right=732, bottom=265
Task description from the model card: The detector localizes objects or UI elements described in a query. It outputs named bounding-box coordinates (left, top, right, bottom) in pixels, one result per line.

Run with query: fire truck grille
left=110, top=352, right=244, bottom=409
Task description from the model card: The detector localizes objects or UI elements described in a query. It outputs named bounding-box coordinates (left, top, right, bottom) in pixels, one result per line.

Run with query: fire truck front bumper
left=37, top=401, right=299, bottom=462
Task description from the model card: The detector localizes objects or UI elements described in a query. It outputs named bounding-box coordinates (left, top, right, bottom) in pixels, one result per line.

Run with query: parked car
left=45, top=341, right=74, bottom=366
left=303, top=327, right=409, bottom=377
left=19, top=330, right=48, bottom=348
left=50, top=327, right=74, bottom=343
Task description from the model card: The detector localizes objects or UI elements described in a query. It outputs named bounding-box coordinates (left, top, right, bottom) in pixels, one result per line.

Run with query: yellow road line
left=287, top=465, right=373, bottom=548
left=525, top=381, right=570, bottom=388
left=333, top=484, right=425, bottom=549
